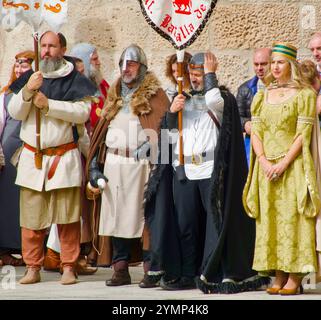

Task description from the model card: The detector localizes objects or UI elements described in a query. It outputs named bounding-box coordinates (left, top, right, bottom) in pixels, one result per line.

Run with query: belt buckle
left=192, top=153, right=203, bottom=165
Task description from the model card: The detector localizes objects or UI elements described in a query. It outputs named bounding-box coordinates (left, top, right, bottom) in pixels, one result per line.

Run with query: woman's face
left=271, top=55, right=291, bottom=83
left=14, top=58, right=32, bottom=79
left=171, top=63, right=178, bottom=83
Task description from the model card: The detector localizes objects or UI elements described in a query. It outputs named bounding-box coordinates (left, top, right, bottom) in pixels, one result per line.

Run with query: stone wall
left=0, top=0, right=320, bottom=94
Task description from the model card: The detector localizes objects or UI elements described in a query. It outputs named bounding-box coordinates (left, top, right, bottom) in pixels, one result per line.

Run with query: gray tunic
left=0, top=94, right=22, bottom=251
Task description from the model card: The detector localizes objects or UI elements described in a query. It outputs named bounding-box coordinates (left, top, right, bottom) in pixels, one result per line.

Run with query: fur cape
left=85, top=72, right=169, bottom=266
left=144, top=87, right=271, bottom=293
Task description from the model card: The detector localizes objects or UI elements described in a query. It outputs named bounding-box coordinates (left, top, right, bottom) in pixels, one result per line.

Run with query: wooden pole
left=177, top=61, right=184, bottom=166
left=33, top=33, right=42, bottom=170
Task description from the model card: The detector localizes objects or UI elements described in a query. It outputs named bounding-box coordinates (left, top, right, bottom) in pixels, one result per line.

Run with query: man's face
left=253, top=52, right=270, bottom=80
left=121, top=60, right=140, bottom=85
left=40, top=32, right=66, bottom=61
left=90, top=51, right=101, bottom=71
left=189, top=69, right=204, bottom=91
left=308, top=37, right=321, bottom=66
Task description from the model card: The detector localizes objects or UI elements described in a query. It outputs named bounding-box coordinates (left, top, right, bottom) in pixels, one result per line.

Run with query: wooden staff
left=176, top=50, right=186, bottom=181
left=33, top=33, right=42, bottom=170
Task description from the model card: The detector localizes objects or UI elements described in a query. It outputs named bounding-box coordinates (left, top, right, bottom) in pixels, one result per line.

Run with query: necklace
left=268, top=81, right=296, bottom=98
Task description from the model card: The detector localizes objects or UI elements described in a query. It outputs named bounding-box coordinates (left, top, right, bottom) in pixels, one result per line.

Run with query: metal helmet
left=119, top=44, right=148, bottom=70
left=189, top=52, right=205, bottom=71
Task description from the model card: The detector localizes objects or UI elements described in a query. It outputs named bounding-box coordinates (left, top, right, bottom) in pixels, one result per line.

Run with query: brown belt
left=24, top=142, right=78, bottom=180
left=107, top=147, right=136, bottom=158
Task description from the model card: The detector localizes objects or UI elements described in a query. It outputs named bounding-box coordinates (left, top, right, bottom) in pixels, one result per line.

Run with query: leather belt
left=24, top=142, right=78, bottom=180
left=183, top=152, right=214, bottom=165
left=107, top=147, right=135, bottom=158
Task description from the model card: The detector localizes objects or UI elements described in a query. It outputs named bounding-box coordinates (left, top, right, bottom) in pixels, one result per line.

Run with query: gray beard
left=40, top=58, right=64, bottom=73
left=191, top=82, right=204, bottom=92
left=89, top=65, right=103, bottom=87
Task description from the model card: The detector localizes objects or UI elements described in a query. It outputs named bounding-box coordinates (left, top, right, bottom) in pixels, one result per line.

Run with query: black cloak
left=144, top=88, right=270, bottom=293
left=10, top=56, right=97, bottom=100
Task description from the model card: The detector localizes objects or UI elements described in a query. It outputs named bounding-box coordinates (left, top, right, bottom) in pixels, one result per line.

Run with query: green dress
left=243, top=88, right=321, bottom=274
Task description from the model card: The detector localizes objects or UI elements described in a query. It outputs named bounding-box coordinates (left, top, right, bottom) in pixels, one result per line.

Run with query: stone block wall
left=0, top=0, right=320, bottom=94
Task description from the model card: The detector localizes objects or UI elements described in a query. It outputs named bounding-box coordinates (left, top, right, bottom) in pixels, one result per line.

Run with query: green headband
left=272, top=44, right=297, bottom=60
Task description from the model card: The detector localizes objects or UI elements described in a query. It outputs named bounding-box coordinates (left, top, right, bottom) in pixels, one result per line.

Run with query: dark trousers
left=112, top=237, right=150, bottom=266
left=173, top=174, right=212, bottom=278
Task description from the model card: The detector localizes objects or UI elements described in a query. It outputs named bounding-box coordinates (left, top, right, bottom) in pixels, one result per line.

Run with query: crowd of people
left=1, top=30, right=321, bottom=296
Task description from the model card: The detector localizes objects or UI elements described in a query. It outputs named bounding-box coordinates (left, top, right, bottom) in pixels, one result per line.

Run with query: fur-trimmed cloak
left=145, top=88, right=271, bottom=293
left=85, top=72, right=169, bottom=266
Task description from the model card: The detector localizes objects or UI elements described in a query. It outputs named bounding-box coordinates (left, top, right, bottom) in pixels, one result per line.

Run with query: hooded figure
left=70, top=42, right=110, bottom=129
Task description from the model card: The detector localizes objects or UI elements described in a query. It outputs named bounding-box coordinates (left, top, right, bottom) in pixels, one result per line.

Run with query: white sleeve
left=7, top=89, right=33, bottom=121
left=46, top=99, right=91, bottom=124
left=205, top=87, right=224, bottom=123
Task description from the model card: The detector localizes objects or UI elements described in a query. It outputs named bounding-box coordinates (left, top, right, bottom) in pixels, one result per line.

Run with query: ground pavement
left=0, top=266, right=321, bottom=300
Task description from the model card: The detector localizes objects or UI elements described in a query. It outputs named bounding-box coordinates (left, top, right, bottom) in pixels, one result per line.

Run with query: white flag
left=138, top=0, right=217, bottom=50
left=0, top=0, right=68, bottom=32
left=41, top=0, right=68, bottom=32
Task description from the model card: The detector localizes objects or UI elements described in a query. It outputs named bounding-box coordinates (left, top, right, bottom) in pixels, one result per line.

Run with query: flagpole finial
left=33, top=32, right=39, bottom=41
left=176, top=50, right=185, bottom=63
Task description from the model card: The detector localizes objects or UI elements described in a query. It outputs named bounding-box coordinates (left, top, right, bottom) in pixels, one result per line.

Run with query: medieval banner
left=0, top=0, right=68, bottom=31
left=138, top=0, right=217, bottom=50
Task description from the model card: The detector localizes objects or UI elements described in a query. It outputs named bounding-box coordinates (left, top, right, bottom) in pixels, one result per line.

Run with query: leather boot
left=139, top=262, right=163, bottom=288
left=76, top=255, right=98, bottom=275
left=43, top=248, right=61, bottom=272
left=60, top=266, right=77, bottom=285
left=106, top=260, right=131, bottom=286
left=19, top=267, right=41, bottom=285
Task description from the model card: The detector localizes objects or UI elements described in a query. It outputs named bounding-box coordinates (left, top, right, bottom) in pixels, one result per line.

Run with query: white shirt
left=173, top=87, right=224, bottom=180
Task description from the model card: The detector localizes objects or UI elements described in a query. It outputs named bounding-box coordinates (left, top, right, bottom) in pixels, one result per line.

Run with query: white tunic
left=8, top=60, right=91, bottom=191
left=173, top=87, right=224, bottom=180
left=99, top=109, right=150, bottom=238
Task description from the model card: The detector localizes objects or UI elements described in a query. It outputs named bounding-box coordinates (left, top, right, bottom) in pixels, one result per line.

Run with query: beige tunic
left=99, top=110, right=150, bottom=238
left=7, top=61, right=91, bottom=229
left=7, top=63, right=91, bottom=192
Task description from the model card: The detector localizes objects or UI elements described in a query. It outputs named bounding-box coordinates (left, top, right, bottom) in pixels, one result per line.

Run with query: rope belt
left=24, top=142, right=78, bottom=180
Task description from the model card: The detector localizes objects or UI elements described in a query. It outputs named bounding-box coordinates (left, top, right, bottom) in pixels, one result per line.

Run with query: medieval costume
left=0, top=51, right=35, bottom=267
left=243, top=43, right=321, bottom=295
left=69, top=43, right=110, bottom=130
left=86, top=44, right=169, bottom=286
left=145, top=52, right=270, bottom=293
left=243, top=88, right=320, bottom=274
left=8, top=47, right=96, bottom=285
left=44, top=43, right=110, bottom=274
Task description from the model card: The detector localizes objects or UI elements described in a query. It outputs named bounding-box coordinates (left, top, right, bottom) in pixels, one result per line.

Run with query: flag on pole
left=0, top=0, right=68, bottom=32
left=138, top=0, right=217, bottom=50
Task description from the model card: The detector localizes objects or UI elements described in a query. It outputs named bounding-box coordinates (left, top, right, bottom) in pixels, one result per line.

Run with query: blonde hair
left=265, top=54, right=310, bottom=89
left=299, top=59, right=320, bottom=92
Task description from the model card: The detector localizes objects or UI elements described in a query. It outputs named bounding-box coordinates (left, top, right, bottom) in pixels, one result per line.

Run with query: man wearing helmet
left=86, top=44, right=169, bottom=286
left=145, top=51, right=270, bottom=292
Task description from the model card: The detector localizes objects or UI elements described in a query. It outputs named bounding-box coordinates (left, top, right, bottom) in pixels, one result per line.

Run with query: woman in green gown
left=243, top=42, right=321, bottom=295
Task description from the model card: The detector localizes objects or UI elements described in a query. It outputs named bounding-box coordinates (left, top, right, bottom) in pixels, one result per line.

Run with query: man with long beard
left=70, top=43, right=110, bottom=130
left=43, top=43, right=110, bottom=274
left=8, top=31, right=96, bottom=285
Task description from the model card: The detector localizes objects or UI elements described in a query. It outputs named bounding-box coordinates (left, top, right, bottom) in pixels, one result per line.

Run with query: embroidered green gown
left=243, top=88, right=321, bottom=274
